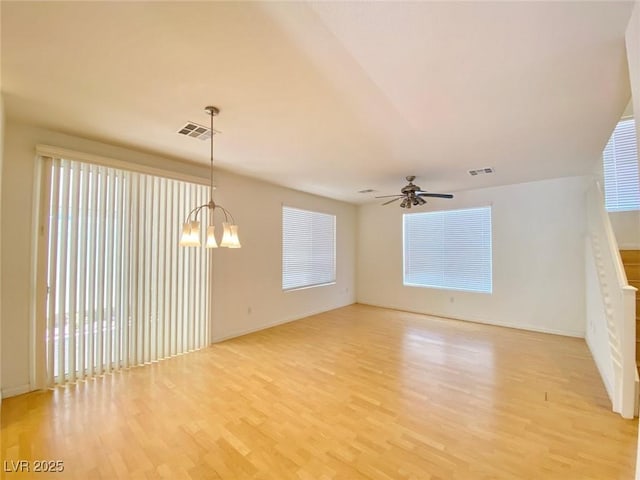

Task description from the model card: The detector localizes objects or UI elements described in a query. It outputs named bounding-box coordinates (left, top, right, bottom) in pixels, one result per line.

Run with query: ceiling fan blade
left=375, top=194, right=403, bottom=199
left=418, top=193, right=454, bottom=199
left=382, top=197, right=402, bottom=206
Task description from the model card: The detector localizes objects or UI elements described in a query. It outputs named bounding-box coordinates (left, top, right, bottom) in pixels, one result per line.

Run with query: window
left=603, top=117, right=639, bottom=212
left=403, top=206, right=492, bottom=293
left=44, top=157, right=210, bottom=385
left=282, top=206, right=336, bottom=290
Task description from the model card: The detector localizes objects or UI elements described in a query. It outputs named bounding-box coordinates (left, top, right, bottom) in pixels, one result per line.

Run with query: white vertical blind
left=403, top=206, right=492, bottom=293
left=45, top=158, right=210, bottom=385
left=603, top=118, right=640, bottom=212
left=282, top=206, right=336, bottom=290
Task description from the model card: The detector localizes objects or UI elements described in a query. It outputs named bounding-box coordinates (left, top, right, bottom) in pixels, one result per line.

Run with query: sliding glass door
left=42, top=157, right=210, bottom=385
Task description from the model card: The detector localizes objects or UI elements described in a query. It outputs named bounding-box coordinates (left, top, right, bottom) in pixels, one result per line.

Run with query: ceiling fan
left=376, top=176, right=454, bottom=208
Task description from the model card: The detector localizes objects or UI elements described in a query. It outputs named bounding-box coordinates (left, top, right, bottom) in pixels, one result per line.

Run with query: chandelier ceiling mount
left=179, top=105, right=241, bottom=249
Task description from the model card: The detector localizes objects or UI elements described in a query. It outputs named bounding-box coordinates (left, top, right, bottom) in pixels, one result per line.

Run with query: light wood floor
left=1, top=304, right=637, bottom=479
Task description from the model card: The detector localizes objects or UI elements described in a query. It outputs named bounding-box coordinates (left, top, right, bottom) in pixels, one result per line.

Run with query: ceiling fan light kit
left=179, top=106, right=241, bottom=249
left=376, top=175, right=453, bottom=209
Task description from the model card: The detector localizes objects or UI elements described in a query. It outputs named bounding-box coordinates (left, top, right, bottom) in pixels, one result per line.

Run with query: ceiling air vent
left=468, top=167, right=494, bottom=176
left=177, top=122, right=213, bottom=141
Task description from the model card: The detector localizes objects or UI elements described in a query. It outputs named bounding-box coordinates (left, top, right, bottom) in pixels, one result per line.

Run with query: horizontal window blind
left=45, top=158, right=210, bottom=386
left=603, top=118, right=639, bottom=212
left=403, top=206, right=492, bottom=293
left=282, top=206, right=336, bottom=290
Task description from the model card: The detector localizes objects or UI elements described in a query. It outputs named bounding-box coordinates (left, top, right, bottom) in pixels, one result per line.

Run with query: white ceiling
left=1, top=1, right=634, bottom=203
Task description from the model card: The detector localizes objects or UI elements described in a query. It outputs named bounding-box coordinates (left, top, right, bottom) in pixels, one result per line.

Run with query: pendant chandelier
left=179, top=106, right=241, bottom=248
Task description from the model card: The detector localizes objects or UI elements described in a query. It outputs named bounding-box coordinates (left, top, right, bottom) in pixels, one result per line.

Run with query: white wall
left=357, top=176, right=588, bottom=337
left=609, top=211, right=640, bottom=249
left=0, top=120, right=356, bottom=397
left=625, top=0, right=640, bottom=476
left=627, top=1, right=640, bottom=254
left=628, top=2, right=640, bottom=157
left=209, top=169, right=356, bottom=341
left=0, top=95, right=4, bottom=402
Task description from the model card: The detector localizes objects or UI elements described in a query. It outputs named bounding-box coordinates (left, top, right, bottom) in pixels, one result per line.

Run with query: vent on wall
left=468, top=167, right=494, bottom=176
left=177, top=122, right=214, bottom=141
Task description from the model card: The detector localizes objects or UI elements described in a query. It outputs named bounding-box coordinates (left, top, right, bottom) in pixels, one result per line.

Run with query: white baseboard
left=2, top=384, right=32, bottom=399
left=211, top=317, right=297, bottom=343
left=467, top=315, right=585, bottom=338
left=357, top=301, right=585, bottom=338
left=619, top=244, right=640, bottom=250
left=211, top=302, right=355, bottom=343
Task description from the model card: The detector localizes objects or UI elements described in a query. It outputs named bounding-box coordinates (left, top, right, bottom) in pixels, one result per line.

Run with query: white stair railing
left=586, top=181, right=637, bottom=419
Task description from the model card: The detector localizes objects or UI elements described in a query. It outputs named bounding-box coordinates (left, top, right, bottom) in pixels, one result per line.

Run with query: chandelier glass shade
left=179, top=106, right=241, bottom=249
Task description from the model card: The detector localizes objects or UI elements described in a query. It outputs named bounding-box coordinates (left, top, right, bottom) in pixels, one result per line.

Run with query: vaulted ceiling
left=1, top=1, right=634, bottom=203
